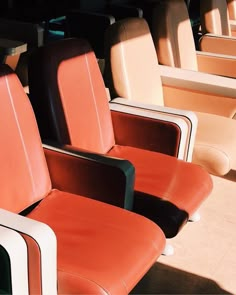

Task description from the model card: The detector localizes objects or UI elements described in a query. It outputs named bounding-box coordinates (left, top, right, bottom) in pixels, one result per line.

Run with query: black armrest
left=43, top=142, right=135, bottom=210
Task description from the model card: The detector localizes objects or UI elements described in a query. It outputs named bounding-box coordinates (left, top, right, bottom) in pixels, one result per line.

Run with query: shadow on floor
left=221, top=169, right=236, bottom=182
left=131, top=262, right=232, bottom=295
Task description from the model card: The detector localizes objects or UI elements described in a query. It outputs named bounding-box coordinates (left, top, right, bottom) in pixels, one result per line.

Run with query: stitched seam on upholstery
left=58, top=270, right=111, bottom=295
left=85, top=53, right=105, bottom=152
left=194, top=143, right=231, bottom=171
left=121, top=278, right=128, bottom=294
left=5, top=75, right=36, bottom=196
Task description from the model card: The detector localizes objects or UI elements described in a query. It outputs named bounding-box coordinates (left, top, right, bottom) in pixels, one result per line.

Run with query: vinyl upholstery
left=151, top=0, right=236, bottom=76
left=0, top=64, right=165, bottom=294
left=28, top=38, right=213, bottom=238
left=227, top=0, right=236, bottom=20
left=201, top=0, right=231, bottom=36
left=151, top=0, right=198, bottom=70
left=104, top=16, right=236, bottom=176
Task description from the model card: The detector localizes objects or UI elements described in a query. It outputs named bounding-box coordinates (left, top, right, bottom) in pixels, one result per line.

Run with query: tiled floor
left=131, top=170, right=236, bottom=294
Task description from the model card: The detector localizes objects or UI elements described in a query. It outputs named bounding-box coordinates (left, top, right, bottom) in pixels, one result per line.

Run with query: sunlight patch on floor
left=133, top=170, right=236, bottom=294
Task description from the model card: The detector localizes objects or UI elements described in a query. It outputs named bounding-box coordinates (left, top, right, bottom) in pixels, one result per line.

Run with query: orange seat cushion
left=108, top=145, right=212, bottom=236
left=27, top=189, right=165, bottom=295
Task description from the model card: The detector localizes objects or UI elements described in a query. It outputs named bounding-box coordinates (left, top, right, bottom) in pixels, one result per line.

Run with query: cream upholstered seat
left=199, top=0, right=236, bottom=61
left=104, top=16, right=236, bottom=176
left=227, top=0, right=236, bottom=20
left=201, top=0, right=232, bottom=35
left=149, top=0, right=236, bottom=78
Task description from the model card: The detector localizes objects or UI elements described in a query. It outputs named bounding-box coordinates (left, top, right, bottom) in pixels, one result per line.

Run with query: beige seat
left=201, top=0, right=232, bottom=35
left=227, top=0, right=236, bottom=20
left=104, top=16, right=236, bottom=176
left=199, top=0, right=236, bottom=61
left=150, top=0, right=236, bottom=79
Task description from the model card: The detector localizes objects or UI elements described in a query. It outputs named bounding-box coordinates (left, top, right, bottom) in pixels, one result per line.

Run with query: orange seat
left=104, top=16, right=236, bottom=176
left=0, top=64, right=165, bottom=294
left=28, top=37, right=212, bottom=240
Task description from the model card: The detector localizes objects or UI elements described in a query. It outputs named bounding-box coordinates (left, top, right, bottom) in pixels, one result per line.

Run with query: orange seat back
left=0, top=65, right=51, bottom=213
left=29, top=38, right=115, bottom=154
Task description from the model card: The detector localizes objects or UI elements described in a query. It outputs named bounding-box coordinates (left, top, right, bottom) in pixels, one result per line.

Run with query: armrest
left=0, top=38, right=27, bottom=56
left=0, top=18, right=43, bottom=73
left=0, top=18, right=44, bottom=48
left=0, top=226, right=28, bottom=294
left=196, top=50, right=236, bottom=78
left=160, top=65, right=236, bottom=118
left=43, top=143, right=135, bottom=210
left=199, top=33, right=236, bottom=56
left=0, top=208, right=57, bottom=295
left=110, top=98, right=196, bottom=162
left=0, top=38, right=27, bottom=71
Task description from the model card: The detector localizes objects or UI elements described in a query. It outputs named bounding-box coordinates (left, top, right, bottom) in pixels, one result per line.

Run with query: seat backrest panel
left=200, top=0, right=231, bottom=36
left=227, top=0, right=236, bottom=19
left=57, top=52, right=115, bottom=152
left=0, top=65, right=51, bottom=213
left=151, top=0, right=198, bottom=71
left=104, top=17, right=164, bottom=105
left=29, top=38, right=115, bottom=154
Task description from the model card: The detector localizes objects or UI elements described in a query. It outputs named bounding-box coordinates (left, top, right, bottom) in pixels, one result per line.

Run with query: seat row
left=0, top=37, right=213, bottom=294
left=1, top=0, right=236, bottom=294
